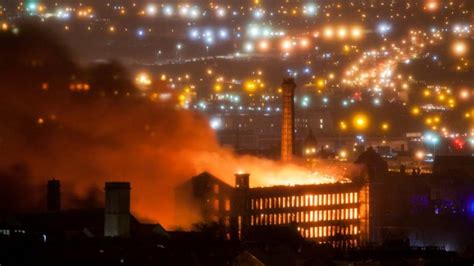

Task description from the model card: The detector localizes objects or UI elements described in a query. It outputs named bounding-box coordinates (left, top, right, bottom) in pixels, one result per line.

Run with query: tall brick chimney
left=281, top=78, right=296, bottom=162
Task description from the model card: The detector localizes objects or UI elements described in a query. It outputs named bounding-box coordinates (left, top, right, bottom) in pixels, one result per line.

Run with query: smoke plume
left=0, top=24, right=355, bottom=228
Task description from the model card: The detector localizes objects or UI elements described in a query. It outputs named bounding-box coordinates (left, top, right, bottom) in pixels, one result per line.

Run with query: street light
left=423, top=132, right=439, bottom=155
left=339, top=121, right=348, bottom=131
left=352, top=114, right=369, bottom=131
left=452, top=40, right=468, bottom=57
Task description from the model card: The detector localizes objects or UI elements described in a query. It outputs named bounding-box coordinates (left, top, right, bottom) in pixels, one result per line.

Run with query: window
left=225, top=199, right=231, bottom=211
left=213, top=199, right=219, bottom=210
left=213, top=184, right=219, bottom=194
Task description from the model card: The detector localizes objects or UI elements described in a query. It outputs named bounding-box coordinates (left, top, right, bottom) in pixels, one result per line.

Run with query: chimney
left=281, top=78, right=296, bottom=162
left=104, top=182, right=131, bottom=238
left=47, top=179, right=60, bottom=211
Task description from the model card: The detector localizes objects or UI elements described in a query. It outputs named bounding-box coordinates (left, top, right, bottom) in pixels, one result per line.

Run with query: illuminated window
left=213, top=199, right=219, bottom=210
left=310, top=210, right=313, bottom=222
left=213, top=184, right=219, bottom=194
left=225, top=199, right=231, bottom=211
left=354, top=193, right=358, bottom=203
left=251, top=215, right=254, bottom=226
left=350, top=193, right=354, bottom=203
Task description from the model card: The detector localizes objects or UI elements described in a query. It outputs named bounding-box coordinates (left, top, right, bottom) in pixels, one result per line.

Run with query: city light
left=452, top=40, right=468, bottom=57
left=209, top=117, right=222, bottom=130
left=352, top=114, right=369, bottom=131
left=415, top=151, right=425, bottom=160
left=135, top=72, right=152, bottom=88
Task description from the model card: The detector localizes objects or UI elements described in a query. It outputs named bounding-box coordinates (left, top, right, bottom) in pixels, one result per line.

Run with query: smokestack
left=281, top=78, right=296, bottom=162
left=104, top=182, right=131, bottom=238
left=47, top=179, right=60, bottom=211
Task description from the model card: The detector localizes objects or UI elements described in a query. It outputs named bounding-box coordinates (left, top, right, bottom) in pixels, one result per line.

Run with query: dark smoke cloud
left=0, top=23, right=219, bottom=226
left=0, top=23, right=356, bottom=228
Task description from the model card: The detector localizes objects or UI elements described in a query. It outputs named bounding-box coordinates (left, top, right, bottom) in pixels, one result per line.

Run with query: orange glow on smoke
left=1, top=87, right=358, bottom=229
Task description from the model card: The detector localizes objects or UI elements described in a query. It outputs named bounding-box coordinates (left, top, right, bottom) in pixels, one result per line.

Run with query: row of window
left=251, top=208, right=359, bottom=225
left=327, top=239, right=359, bottom=248
left=0, top=229, right=26, bottom=236
left=209, top=198, right=231, bottom=211
left=297, top=224, right=359, bottom=238
left=251, top=192, right=359, bottom=210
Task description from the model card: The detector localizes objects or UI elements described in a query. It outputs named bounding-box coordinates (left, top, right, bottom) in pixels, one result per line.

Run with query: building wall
left=177, top=172, right=371, bottom=248
left=235, top=182, right=370, bottom=248
left=175, top=172, right=234, bottom=235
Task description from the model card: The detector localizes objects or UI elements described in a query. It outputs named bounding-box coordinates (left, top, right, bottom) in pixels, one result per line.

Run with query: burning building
left=175, top=172, right=370, bottom=248
left=175, top=78, right=371, bottom=247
